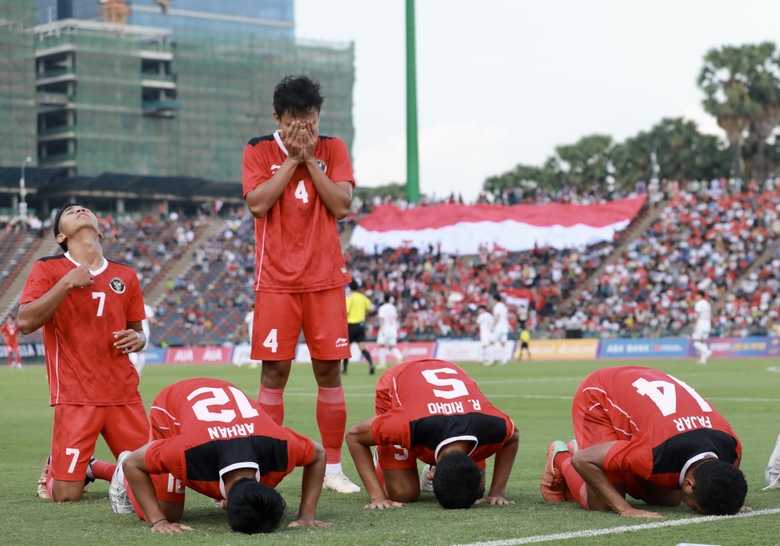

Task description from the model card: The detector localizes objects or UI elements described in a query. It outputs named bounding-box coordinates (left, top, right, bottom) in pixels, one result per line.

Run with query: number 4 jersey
left=19, top=253, right=146, bottom=406
left=371, top=359, right=515, bottom=466
left=145, top=378, right=315, bottom=502
left=242, top=131, right=354, bottom=293
left=573, top=366, right=742, bottom=489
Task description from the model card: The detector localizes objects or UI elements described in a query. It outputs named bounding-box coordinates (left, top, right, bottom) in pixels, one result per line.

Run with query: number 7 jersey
left=19, top=254, right=146, bottom=406
left=574, top=366, right=742, bottom=490
left=371, top=359, right=515, bottom=466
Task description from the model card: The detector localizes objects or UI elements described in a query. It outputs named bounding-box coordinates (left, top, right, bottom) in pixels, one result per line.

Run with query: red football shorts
left=251, top=286, right=350, bottom=361
left=50, top=403, right=148, bottom=481
left=572, top=385, right=628, bottom=484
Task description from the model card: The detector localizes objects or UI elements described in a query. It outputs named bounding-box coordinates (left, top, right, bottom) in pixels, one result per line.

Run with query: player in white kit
left=376, top=294, right=404, bottom=369
left=476, top=304, right=495, bottom=365
left=692, top=290, right=713, bottom=365
left=129, top=303, right=155, bottom=375
left=491, top=294, right=510, bottom=366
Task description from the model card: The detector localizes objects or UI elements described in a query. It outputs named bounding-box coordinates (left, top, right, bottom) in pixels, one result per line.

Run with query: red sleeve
left=285, top=428, right=316, bottom=468
left=19, top=260, right=52, bottom=305
left=145, top=438, right=186, bottom=503
left=327, top=137, right=355, bottom=187
left=124, top=273, right=146, bottom=323
left=370, top=410, right=410, bottom=448
left=242, top=144, right=269, bottom=198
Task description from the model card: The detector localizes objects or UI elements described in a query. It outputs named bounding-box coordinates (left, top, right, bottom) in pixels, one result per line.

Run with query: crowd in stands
left=563, top=181, right=780, bottom=338
left=9, top=176, right=780, bottom=349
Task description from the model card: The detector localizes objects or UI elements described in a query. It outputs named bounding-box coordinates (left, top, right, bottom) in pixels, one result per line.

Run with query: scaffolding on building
left=0, top=0, right=37, bottom=169
left=32, top=19, right=355, bottom=186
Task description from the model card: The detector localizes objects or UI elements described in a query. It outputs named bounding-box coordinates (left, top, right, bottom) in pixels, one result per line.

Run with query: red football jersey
left=371, top=359, right=515, bottom=466
left=145, top=378, right=315, bottom=501
left=242, top=132, right=353, bottom=293
left=19, top=254, right=146, bottom=406
left=0, top=323, right=19, bottom=349
left=577, top=366, right=741, bottom=489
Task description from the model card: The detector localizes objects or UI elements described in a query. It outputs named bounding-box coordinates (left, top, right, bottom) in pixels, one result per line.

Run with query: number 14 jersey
left=371, top=359, right=515, bottom=465
left=575, top=366, right=742, bottom=489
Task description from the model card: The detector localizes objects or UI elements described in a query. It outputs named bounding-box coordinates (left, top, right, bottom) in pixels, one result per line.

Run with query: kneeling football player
left=109, top=377, right=331, bottom=534
left=346, top=359, right=519, bottom=510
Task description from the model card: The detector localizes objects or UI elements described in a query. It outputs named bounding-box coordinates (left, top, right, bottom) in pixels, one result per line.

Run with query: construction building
left=0, top=0, right=354, bottom=217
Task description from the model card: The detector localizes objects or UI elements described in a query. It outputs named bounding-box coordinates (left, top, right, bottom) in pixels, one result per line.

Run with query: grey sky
left=295, top=0, right=780, bottom=201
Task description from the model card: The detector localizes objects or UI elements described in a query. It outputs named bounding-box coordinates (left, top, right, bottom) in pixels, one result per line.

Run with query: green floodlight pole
left=405, top=0, right=420, bottom=203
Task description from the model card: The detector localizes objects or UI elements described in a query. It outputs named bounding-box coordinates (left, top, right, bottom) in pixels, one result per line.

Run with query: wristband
left=150, top=518, right=167, bottom=528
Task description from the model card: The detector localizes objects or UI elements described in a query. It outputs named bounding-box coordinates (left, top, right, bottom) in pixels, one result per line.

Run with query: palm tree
left=745, top=42, right=780, bottom=181
left=698, top=45, right=760, bottom=179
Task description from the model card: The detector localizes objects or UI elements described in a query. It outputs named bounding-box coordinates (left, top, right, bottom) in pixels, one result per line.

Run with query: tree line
left=485, top=42, right=780, bottom=196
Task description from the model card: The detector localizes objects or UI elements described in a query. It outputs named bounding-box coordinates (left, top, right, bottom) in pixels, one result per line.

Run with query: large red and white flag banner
left=350, top=196, right=646, bottom=254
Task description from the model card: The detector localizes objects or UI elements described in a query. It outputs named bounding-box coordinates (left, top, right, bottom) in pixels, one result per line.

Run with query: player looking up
left=692, top=290, right=713, bottom=365
left=1, top=315, right=22, bottom=369
left=540, top=366, right=747, bottom=517
left=18, top=203, right=149, bottom=503
left=376, top=293, right=404, bottom=369
left=346, top=359, right=519, bottom=510
left=343, top=280, right=375, bottom=375
left=111, top=378, right=330, bottom=534
left=491, top=294, right=510, bottom=366
left=476, top=304, right=495, bottom=366
left=242, top=75, right=359, bottom=494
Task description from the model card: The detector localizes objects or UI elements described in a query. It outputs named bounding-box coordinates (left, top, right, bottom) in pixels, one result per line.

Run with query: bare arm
left=17, top=265, right=93, bottom=334
left=570, top=442, right=662, bottom=518
left=244, top=122, right=303, bottom=218
left=477, top=428, right=519, bottom=505
left=346, top=418, right=403, bottom=510
left=113, top=320, right=146, bottom=353
left=288, top=442, right=333, bottom=528
left=122, top=446, right=192, bottom=533
left=301, top=122, right=352, bottom=219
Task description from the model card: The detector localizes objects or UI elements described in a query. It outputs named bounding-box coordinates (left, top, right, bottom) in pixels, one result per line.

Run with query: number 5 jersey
left=19, top=253, right=146, bottom=406
left=573, top=366, right=742, bottom=490
left=371, top=359, right=516, bottom=466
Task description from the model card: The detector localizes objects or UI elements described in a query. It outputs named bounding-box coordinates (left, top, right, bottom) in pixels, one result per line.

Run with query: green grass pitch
left=1, top=358, right=779, bottom=546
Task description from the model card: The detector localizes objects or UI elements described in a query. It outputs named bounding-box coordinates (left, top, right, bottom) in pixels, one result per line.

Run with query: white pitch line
left=452, top=508, right=780, bottom=546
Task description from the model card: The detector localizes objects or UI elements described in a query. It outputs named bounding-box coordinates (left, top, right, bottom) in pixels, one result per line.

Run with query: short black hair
left=432, top=452, right=481, bottom=509
left=349, top=280, right=359, bottom=291
left=273, top=75, right=324, bottom=118
left=384, top=293, right=392, bottom=304
left=53, top=202, right=86, bottom=252
left=225, top=478, right=286, bottom=534
left=691, top=460, right=747, bottom=515
left=493, top=293, right=503, bottom=302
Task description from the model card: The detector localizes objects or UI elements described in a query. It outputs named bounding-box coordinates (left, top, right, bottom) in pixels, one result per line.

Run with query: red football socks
left=91, top=460, right=116, bottom=482
left=257, top=386, right=285, bottom=425
left=555, top=452, right=589, bottom=509
left=316, top=385, right=347, bottom=464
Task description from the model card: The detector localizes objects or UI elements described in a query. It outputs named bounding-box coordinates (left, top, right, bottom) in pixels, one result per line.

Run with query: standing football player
left=242, top=75, right=359, bottom=493
left=476, top=304, right=495, bottom=365
left=692, top=290, right=713, bottom=365
left=129, top=303, right=157, bottom=376
left=376, top=294, right=404, bottom=369
left=1, top=315, right=23, bottom=369
left=491, top=294, right=511, bottom=366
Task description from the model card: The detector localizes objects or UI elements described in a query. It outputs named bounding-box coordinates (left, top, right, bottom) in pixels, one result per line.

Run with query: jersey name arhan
left=207, top=423, right=256, bottom=440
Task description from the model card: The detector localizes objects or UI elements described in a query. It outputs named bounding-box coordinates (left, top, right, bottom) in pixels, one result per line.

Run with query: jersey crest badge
left=316, top=159, right=327, bottom=173
left=110, top=278, right=126, bottom=294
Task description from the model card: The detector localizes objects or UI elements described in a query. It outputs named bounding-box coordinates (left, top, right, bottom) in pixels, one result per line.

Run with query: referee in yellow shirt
left=343, top=280, right=375, bottom=375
